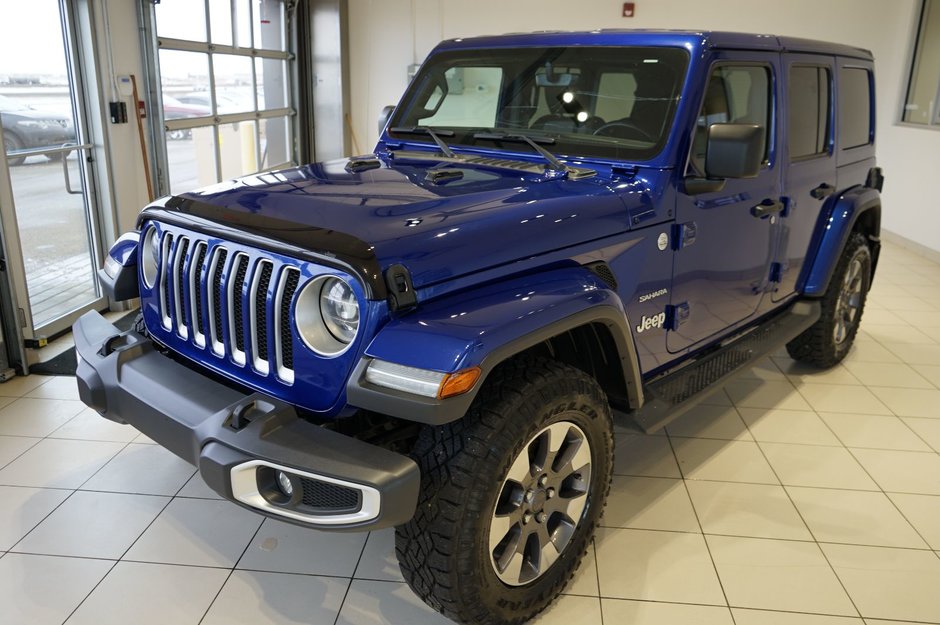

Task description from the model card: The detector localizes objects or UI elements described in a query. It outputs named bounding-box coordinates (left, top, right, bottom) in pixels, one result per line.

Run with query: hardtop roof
left=434, top=29, right=873, bottom=61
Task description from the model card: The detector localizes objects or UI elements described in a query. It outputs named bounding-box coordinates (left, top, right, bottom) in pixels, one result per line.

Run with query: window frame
left=140, top=0, right=297, bottom=196
left=901, top=0, right=940, bottom=129
left=388, top=46, right=692, bottom=163
left=684, top=60, right=776, bottom=178
left=788, top=64, right=833, bottom=163
left=838, top=66, right=875, bottom=151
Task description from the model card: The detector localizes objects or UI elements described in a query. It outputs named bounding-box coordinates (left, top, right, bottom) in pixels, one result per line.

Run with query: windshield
left=389, top=46, right=689, bottom=161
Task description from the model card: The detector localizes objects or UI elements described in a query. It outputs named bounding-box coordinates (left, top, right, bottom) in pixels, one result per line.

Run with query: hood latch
left=384, top=263, right=418, bottom=313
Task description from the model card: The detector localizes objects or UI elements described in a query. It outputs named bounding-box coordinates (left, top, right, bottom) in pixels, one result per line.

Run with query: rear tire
left=786, top=232, right=871, bottom=367
left=396, top=357, right=613, bottom=625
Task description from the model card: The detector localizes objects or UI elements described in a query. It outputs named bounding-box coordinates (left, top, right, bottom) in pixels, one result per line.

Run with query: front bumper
left=73, top=311, right=420, bottom=531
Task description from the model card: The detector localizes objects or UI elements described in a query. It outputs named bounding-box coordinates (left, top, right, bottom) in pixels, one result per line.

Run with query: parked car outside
left=0, top=94, right=75, bottom=166
left=162, top=95, right=211, bottom=140
left=175, top=91, right=249, bottom=114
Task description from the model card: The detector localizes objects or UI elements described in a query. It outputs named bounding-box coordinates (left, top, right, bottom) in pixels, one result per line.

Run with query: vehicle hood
left=160, top=154, right=658, bottom=292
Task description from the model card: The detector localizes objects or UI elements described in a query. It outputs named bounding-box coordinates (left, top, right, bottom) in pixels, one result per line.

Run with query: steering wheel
left=592, top=120, right=656, bottom=142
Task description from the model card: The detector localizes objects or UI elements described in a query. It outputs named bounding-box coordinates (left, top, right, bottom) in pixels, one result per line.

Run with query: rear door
left=668, top=52, right=781, bottom=353
left=773, top=54, right=837, bottom=301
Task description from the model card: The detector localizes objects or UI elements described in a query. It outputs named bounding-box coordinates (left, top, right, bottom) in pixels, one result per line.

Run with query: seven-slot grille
left=155, top=229, right=301, bottom=384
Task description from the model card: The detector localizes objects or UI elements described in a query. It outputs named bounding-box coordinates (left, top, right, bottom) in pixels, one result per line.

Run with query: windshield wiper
left=471, top=132, right=568, bottom=173
left=389, top=126, right=458, bottom=159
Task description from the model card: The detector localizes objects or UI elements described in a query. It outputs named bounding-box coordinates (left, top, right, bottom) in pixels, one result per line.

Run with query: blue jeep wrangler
left=75, top=30, right=883, bottom=625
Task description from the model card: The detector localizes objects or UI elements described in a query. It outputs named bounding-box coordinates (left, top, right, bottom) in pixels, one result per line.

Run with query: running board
left=630, top=300, right=821, bottom=434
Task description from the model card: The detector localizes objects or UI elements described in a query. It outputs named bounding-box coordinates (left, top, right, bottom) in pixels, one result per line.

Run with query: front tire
left=3, top=133, right=25, bottom=166
left=396, top=357, right=613, bottom=625
left=786, top=232, right=871, bottom=367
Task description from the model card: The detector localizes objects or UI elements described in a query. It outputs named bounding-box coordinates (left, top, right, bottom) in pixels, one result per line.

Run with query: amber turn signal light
left=438, top=367, right=482, bottom=399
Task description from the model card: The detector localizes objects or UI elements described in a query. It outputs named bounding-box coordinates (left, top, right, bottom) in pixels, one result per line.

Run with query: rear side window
left=838, top=68, right=872, bottom=149
left=788, top=66, right=831, bottom=159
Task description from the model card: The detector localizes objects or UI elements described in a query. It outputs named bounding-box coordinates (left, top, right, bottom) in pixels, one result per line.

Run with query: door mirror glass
left=705, top=123, right=765, bottom=179
left=378, top=105, right=395, bottom=136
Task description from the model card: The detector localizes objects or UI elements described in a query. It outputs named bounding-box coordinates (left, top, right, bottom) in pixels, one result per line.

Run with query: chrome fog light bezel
left=230, top=460, right=381, bottom=526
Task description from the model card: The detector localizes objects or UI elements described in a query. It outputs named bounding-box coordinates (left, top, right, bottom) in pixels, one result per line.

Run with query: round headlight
left=295, top=276, right=360, bottom=356
left=320, top=278, right=359, bottom=343
left=141, top=227, right=160, bottom=288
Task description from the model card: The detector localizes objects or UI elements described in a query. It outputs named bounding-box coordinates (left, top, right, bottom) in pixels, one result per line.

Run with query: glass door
left=0, top=0, right=106, bottom=339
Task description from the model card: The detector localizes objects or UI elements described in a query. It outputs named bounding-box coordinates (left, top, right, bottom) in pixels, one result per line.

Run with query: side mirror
left=705, top=123, right=765, bottom=179
left=378, top=105, right=395, bottom=136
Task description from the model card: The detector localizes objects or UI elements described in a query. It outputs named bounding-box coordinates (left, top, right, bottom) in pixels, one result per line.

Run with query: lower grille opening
left=246, top=464, right=369, bottom=522
left=299, top=477, right=362, bottom=513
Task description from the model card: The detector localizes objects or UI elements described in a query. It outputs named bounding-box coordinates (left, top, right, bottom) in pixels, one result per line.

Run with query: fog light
left=276, top=471, right=294, bottom=497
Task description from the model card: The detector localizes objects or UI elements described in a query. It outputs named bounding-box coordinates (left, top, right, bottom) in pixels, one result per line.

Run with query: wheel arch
left=803, top=185, right=882, bottom=296
left=345, top=266, right=643, bottom=425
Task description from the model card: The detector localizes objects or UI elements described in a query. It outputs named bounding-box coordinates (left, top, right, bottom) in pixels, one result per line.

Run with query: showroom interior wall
left=88, top=0, right=151, bottom=235
left=347, top=0, right=940, bottom=255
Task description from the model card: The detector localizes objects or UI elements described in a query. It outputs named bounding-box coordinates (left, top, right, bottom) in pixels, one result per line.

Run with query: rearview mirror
left=705, top=123, right=765, bottom=179
left=378, top=105, right=395, bottom=136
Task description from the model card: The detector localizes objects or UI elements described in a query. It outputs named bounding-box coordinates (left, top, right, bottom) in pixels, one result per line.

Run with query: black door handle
left=751, top=198, right=785, bottom=218
left=811, top=183, right=835, bottom=200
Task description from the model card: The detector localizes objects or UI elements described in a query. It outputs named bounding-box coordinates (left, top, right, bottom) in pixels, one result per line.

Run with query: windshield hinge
left=611, top=165, right=639, bottom=177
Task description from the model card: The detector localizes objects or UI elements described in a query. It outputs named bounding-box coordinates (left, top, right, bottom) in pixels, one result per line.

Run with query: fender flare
left=345, top=266, right=642, bottom=425
left=803, top=185, right=881, bottom=296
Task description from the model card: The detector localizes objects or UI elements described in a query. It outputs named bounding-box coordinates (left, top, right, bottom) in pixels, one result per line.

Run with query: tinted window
left=839, top=68, right=872, bottom=149
left=789, top=66, right=831, bottom=159
left=690, top=65, right=771, bottom=175
left=391, top=46, right=690, bottom=161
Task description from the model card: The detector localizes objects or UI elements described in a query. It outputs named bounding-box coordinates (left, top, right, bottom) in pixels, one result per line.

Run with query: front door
left=0, top=0, right=107, bottom=340
left=668, top=53, right=781, bottom=353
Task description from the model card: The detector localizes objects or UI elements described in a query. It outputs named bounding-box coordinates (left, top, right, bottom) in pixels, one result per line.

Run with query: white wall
left=90, top=0, right=152, bottom=236
left=347, top=0, right=940, bottom=252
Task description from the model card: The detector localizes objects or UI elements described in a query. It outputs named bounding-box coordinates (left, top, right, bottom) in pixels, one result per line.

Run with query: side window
left=788, top=66, right=832, bottom=159
left=690, top=65, right=771, bottom=175
left=838, top=68, right=872, bottom=149
left=420, top=67, right=504, bottom=128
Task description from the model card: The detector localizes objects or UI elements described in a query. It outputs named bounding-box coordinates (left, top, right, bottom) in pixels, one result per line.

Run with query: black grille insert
left=299, top=476, right=361, bottom=513
left=231, top=255, right=248, bottom=354
left=176, top=238, right=190, bottom=327
left=192, top=243, right=207, bottom=336
left=162, top=234, right=174, bottom=319
left=255, top=262, right=273, bottom=362
left=280, top=269, right=300, bottom=370
left=211, top=249, right=228, bottom=345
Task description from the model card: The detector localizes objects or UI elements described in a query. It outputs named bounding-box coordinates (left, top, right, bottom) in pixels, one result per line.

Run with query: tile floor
left=0, top=240, right=939, bottom=625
